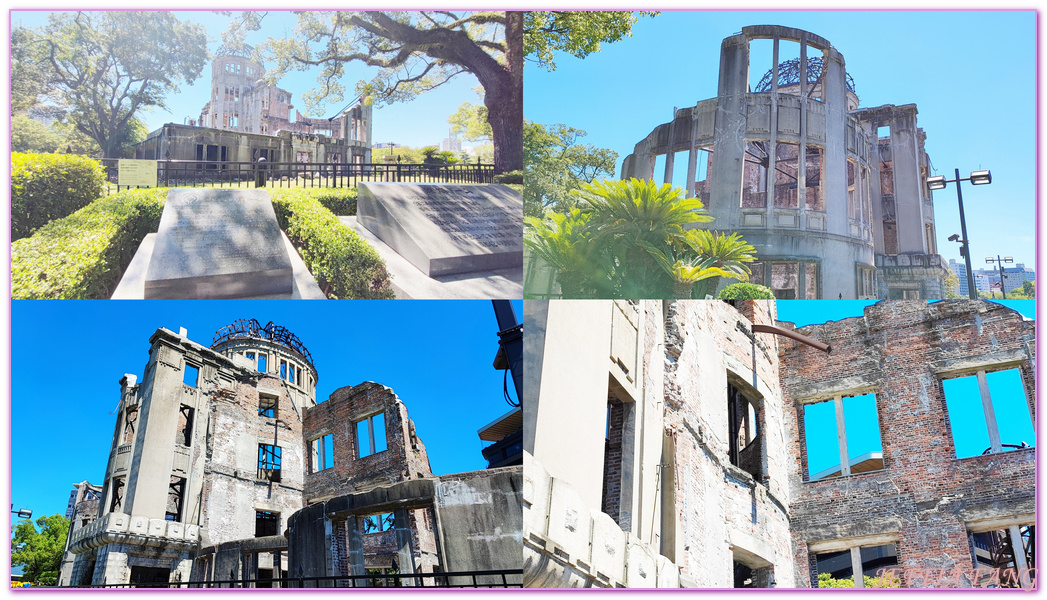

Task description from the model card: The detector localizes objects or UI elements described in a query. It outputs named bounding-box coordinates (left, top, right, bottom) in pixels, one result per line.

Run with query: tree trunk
left=485, top=11, right=523, bottom=175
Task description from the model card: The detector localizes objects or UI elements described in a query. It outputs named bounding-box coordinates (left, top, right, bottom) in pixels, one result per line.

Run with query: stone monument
left=143, top=189, right=293, bottom=299
left=356, top=183, right=522, bottom=277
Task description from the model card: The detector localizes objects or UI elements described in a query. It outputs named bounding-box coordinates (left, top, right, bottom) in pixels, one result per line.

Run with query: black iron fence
left=69, top=569, right=523, bottom=589
left=99, top=159, right=496, bottom=194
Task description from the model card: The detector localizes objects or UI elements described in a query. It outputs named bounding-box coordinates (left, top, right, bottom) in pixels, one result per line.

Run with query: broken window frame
left=258, top=394, right=278, bottom=419
left=109, top=477, right=126, bottom=513
left=166, top=476, right=186, bottom=522
left=122, top=406, right=138, bottom=445
left=257, top=443, right=282, bottom=483
left=255, top=510, right=280, bottom=537
left=812, top=541, right=900, bottom=588
left=177, top=404, right=194, bottom=447
left=801, top=392, right=886, bottom=482
left=940, top=367, right=1035, bottom=459
left=355, top=413, right=388, bottom=458
left=362, top=512, right=395, bottom=534
left=727, top=382, right=764, bottom=481
left=309, top=434, right=334, bottom=473
left=967, top=523, right=1035, bottom=588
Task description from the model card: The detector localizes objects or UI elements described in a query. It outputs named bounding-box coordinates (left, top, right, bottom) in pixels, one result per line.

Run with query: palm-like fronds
left=523, top=209, right=594, bottom=273
left=681, top=229, right=757, bottom=281
left=575, top=178, right=713, bottom=247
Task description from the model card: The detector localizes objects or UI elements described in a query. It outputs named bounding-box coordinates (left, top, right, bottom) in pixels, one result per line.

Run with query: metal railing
left=99, top=159, right=496, bottom=194
left=70, top=568, right=523, bottom=589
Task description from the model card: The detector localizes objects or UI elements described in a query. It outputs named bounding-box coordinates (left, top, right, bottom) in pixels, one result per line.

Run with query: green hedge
left=310, top=187, right=358, bottom=216
left=11, top=188, right=166, bottom=299
left=11, top=152, right=108, bottom=241
left=270, top=189, right=394, bottom=299
left=718, top=282, right=776, bottom=300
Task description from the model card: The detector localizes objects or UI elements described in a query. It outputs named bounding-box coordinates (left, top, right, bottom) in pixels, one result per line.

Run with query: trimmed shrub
left=270, top=189, right=394, bottom=299
left=493, top=169, right=523, bottom=185
left=11, top=188, right=166, bottom=299
left=311, top=187, right=358, bottom=216
left=718, top=282, right=776, bottom=300
left=11, top=152, right=108, bottom=241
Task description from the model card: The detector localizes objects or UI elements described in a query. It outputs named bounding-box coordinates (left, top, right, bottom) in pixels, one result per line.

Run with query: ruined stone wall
left=779, top=300, right=1036, bottom=587
left=659, top=300, right=795, bottom=587
left=303, top=382, right=433, bottom=502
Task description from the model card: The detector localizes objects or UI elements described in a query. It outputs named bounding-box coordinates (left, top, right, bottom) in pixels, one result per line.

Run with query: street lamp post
left=11, top=506, right=32, bottom=520
left=927, top=169, right=992, bottom=300
left=986, top=255, right=1013, bottom=299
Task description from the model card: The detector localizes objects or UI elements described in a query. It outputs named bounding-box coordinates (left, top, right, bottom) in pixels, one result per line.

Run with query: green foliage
left=236, top=11, right=521, bottom=173
left=524, top=121, right=618, bottom=217
left=943, top=270, right=962, bottom=298
left=523, top=11, right=659, bottom=70
left=11, top=115, right=64, bottom=154
left=27, top=12, right=207, bottom=157
left=817, top=572, right=902, bottom=588
left=1022, top=279, right=1035, bottom=297
left=11, top=188, right=166, bottom=299
left=718, top=282, right=776, bottom=300
left=11, top=514, right=70, bottom=585
left=449, top=100, right=493, bottom=141
left=11, top=152, right=108, bottom=240
left=525, top=178, right=756, bottom=298
left=311, top=188, right=358, bottom=216
left=269, top=189, right=394, bottom=299
left=494, top=170, right=523, bottom=185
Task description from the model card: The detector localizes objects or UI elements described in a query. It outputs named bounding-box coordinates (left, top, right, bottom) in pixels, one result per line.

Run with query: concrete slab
left=340, top=216, right=521, bottom=299
left=144, top=189, right=293, bottom=299
left=113, top=232, right=325, bottom=299
left=357, top=183, right=523, bottom=277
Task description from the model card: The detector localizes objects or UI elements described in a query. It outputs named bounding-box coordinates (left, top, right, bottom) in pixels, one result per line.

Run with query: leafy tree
left=11, top=514, right=69, bottom=585
left=524, top=121, right=618, bottom=217
left=523, top=11, right=659, bottom=71
left=11, top=115, right=63, bottom=154
left=1021, top=279, right=1035, bottom=297
left=24, top=12, right=207, bottom=157
left=10, top=26, right=54, bottom=115
left=237, top=11, right=522, bottom=174
left=449, top=101, right=493, bottom=141
left=943, top=270, right=962, bottom=299
left=525, top=178, right=757, bottom=298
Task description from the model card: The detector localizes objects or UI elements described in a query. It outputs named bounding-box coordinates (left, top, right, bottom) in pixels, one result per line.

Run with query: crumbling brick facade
left=779, top=301, right=1036, bottom=588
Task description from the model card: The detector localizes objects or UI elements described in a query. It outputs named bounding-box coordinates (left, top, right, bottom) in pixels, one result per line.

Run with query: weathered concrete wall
left=779, top=300, right=1036, bottom=587
left=660, top=300, right=795, bottom=587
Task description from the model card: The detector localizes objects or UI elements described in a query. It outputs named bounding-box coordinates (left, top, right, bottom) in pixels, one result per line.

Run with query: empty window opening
left=742, top=141, right=769, bottom=208
left=288, top=364, right=295, bottom=384
left=694, top=146, right=715, bottom=203
left=880, top=160, right=895, bottom=195
left=815, top=544, right=899, bottom=588
left=847, top=160, right=861, bottom=221
left=771, top=262, right=799, bottom=299
left=296, top=367, right=303, bottom=386
left=601, top=396, right=625, bottom=523
left=363, top=512, right=395, bottom=533
left=183, top=364, right=199, bottom=387
left=258, top=354, right=268, bottom=374
left=258, top=444, right=282, bottom=482
left=734, top=561, right=775, bottom=588
left=728, top=383, right=763, bottom=480
left=258, top=394, right=278, bottom=418
left=310, top=434, right=334, bottom=472
left=877, top=125, right=890, bottom=139
left=942, top=368, right=1034, bottom=459
left=355, top=413, right=387, bottom=458
left=166, top=476, right=185, bottom=522
left=280, top=360, right=287, bottom=380
left=177, top=405, right=194, bottom=446
left=130, top=566, right=171, bottom=587
left=774, top=142, right=800, bottom=208
left=969, top=525, right=1035, bottom=588
left=122, top=407, right=138, bottom=445
left=804, top=146, right=824, bottom=211
left=882, top=221, right=899, bottom=256
left=803, top=393, right=884, bottom=481
left=748, top=38, right=802, bottom=93
left=255, top=510, right=280, bottom=537
left=109, top=477, right=126, bottom=512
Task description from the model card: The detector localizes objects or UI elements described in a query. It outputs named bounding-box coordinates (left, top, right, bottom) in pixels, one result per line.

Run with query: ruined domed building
left=621, top=26, right=950, bottom=300
left=61, top=320, right=522, bottom=588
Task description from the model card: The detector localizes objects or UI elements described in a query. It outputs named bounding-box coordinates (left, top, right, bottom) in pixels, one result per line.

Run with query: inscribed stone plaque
left=357, top=183, right=523, bottom=277
left=143, top=189, right=292, bottom=299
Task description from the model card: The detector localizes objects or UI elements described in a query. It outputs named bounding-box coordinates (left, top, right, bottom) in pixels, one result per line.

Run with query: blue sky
left=11, top=10, right=490, bottom=150
left=524, top=10, right=1036, bottom=267
left=778, top=299, right=1035, bottom=478
left=9, top=299, right=522, bottom=522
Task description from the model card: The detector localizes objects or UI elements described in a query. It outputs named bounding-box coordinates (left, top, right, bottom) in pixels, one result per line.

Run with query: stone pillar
left=393, top=509, right=417, bottom=586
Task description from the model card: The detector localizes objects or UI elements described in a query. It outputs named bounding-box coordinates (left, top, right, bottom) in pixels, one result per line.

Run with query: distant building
left=949, top=259, right=1034, bottom=295
left=441, top=129, right=462, bottom=154
left=136, top=46, right=371, bottom=165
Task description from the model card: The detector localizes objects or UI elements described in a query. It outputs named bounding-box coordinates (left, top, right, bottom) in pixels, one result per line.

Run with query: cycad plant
left=525, top=178, right=758, bottom=298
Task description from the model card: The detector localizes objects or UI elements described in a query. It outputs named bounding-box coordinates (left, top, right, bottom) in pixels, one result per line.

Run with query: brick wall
left=779, top=301, right=1036, bottom=587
